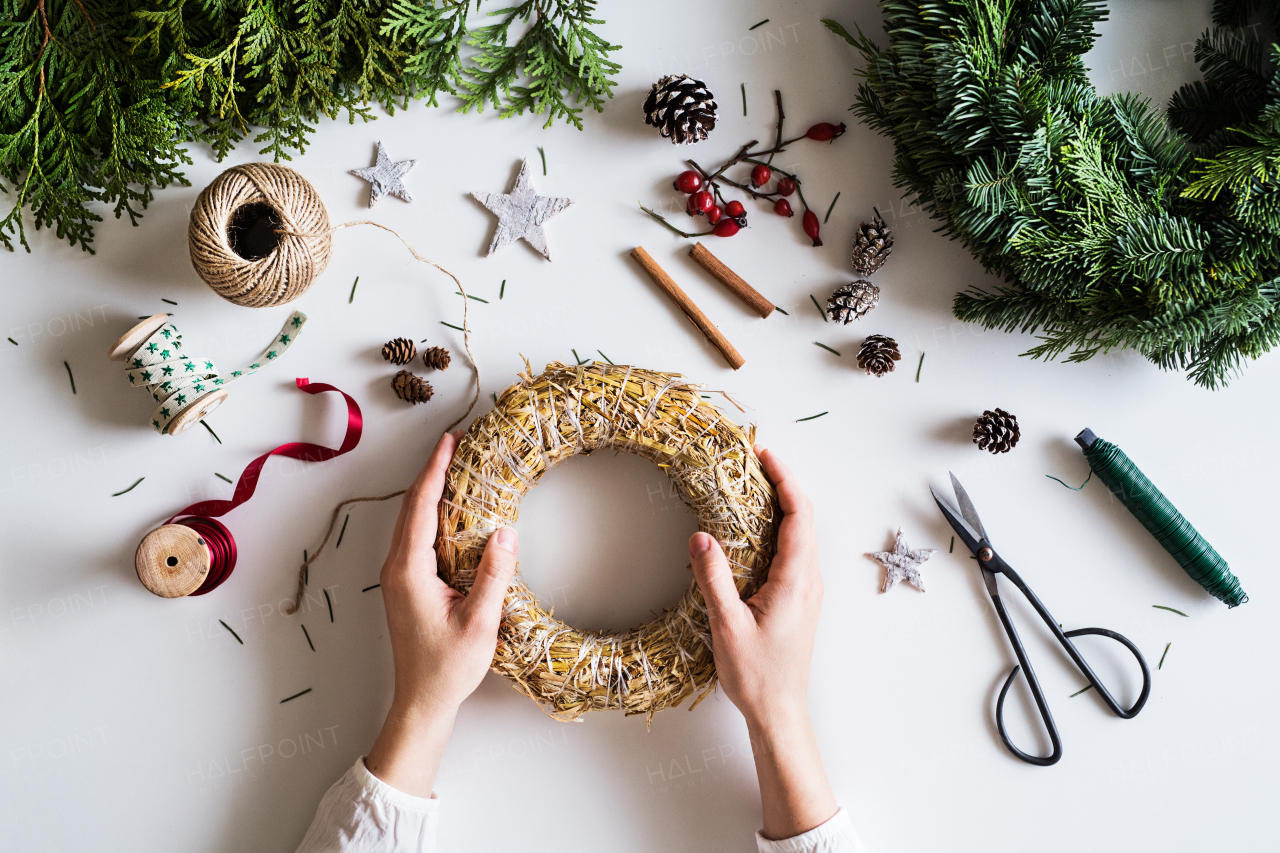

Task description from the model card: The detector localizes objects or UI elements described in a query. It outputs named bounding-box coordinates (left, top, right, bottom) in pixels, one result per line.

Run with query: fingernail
left=754, top=443, right=767, bottom=456
left=451, top=428, right=466, bottom=442
left=493, top=527, right=518, bottom=552
left=689, top=532, right=712, bottom=557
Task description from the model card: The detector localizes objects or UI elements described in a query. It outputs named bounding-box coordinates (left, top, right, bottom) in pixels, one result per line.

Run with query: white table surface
left=2, top=1, right=1274, bottom=850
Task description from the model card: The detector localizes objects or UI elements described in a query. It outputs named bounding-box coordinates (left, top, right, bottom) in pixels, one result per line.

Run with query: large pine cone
left=856, top=334, right=901, bottom=377
left=392, top=370, right=433, bottom=404
left=851, top=210, right=893, bottom=278
left=381, top=337, right=417, bottom=365
left=973, top=409, right=1020, bottom=454
left=643, top=75, right=717, bottom=144
left=422, top=346, right=451, bottom=371
left=827, top=280, right=879, bottom=324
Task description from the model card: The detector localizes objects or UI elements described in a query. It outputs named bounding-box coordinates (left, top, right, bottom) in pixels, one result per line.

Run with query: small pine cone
left=391, top=370, right=433, bottom=404
left=856, top=334, right=901, bottom=377
left=851, top=210, right=893, bottom=278
left=381, top=337, right=417, bottom=365
left=643, top=75, right=717, bottom=144
left=422, top=346, right=451, bottom=371
left=827, top=280, right=880, bottom=324
left=973, top=409, right=1020, bottom=454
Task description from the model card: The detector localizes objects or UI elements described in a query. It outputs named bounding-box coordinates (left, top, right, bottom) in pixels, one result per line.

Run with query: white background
left=1, top=1, right=1274, bottom=851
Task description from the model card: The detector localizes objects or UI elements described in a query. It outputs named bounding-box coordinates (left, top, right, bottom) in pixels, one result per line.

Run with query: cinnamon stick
left=630, top=246, right=745, bottom=370
left=689, top=242, right=774, bottom=318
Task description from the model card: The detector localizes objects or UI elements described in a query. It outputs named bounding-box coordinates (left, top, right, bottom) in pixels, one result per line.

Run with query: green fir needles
left=1, top=0, right=620, bottom=254
left=829, top=0, right=1280, bottom=388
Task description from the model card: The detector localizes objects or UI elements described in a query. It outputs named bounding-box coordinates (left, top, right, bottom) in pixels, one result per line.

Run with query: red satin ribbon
left=167, top=378, right=363, bottom=524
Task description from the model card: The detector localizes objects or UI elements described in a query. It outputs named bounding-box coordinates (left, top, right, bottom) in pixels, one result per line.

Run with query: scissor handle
left=1061, top=627, right=1152, bottom=719
left=990, top=592, right=1063, bottom=766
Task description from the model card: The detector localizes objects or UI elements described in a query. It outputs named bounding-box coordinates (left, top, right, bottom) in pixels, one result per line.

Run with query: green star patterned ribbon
left=125, top=311, right=308, bottom=433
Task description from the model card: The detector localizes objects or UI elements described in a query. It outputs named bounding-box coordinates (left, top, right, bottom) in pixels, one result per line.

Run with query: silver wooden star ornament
left=866, top=527, right=936, bottom=593
left=472, top=159, right=574, bottom=261
left=350, top=141, right=416, bottom=207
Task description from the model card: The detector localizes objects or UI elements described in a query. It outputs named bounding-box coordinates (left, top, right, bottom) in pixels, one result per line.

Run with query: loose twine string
left=187, top=163, right=480, bottom=614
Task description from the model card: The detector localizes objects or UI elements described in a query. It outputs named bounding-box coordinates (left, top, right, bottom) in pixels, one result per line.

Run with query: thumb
left=458, top=527, right=518, bottom=626
left=689, top=532, right=748, bottom=633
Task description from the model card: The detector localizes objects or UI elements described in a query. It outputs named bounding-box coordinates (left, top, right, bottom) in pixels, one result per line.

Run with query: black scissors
left=931, top=473, right=1151, bottom=766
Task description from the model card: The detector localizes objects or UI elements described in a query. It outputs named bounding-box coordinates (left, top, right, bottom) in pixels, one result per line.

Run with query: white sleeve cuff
left=294, top=757, right=439, bottom=853
left=756, top=808, right=867, bottom=853
left=351, top=756, right=439, bottom=813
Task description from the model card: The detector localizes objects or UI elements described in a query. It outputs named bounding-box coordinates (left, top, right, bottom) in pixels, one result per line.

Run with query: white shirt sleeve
left=294, top=757, right=438, bottom=853
left=756, top=808, right=867, bottom=853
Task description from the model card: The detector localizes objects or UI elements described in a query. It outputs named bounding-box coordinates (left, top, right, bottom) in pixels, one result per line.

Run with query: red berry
left=750, top=164, right=772, bottom=187
left=706, top=205, right=723, bottom=224
left=805, top=122, right=847, bottom=142
left=673, top=170, right=703, bottom=194
left=774, top=198, right=794, bottom=218
left=691, top=190, right=715, bottom=214
left=776, top=177, right=796, bottom=196
left=724, top=200, right=746, bottom=218
left=802, top=209, right=822, bottom=246
left=686, top=195, right=701, bottom=216
left=712, top=219, right=741, bottom=237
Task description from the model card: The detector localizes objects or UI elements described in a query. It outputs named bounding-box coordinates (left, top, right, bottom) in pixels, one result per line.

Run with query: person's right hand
left=689, top=444, right=837, bottom=840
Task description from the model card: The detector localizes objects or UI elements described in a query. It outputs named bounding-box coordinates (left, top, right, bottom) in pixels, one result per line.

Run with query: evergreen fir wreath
left=0, top=0, right=620, bottom=254
left=827, top=0, right=1280, bottom=388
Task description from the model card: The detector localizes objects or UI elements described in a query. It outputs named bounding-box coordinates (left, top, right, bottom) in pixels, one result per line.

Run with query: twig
left=112, top=477, right=144, bottom=497
left=215, top=473, right=232, bottom=483
left=301, top=624, right=315, bottom=651
left=796, top=411, right=828, bottom=422
left=1152, top=605, right=1189, bottom=617
left=538, top=146, right=547, bottom=175
left=201, top=419, right=222, bottom=444
left=219, top=619, right=243, bottom=644
left=63, top=361, right=76, bottom=394
left=348, top=276, right=359, bottom=303
left=813, top=342, right=841, bottom=356
left=324, top=589, right=334, bottom=623
left=810, top=294, right=827, bottom=321
left=336, top=514, right=350, bottom=548
left=639, top=203, right=712, bottom=239
left=1158, top=642, right=1172, bottom=670
left=280, top=688, right=312, bottom=704
left=1046, top=471, right=1092, bottom=490
left=915, top=352, right=925, bottom=382
left=824, top=192, right=841, bottom=223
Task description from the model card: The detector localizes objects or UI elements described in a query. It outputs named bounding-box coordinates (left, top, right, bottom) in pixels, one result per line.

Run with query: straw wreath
left=436, top=360, right=779, bottom=723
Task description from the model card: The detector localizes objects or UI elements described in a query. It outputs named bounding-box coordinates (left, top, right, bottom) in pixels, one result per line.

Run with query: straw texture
left=437, top=360, right=779, bottom=723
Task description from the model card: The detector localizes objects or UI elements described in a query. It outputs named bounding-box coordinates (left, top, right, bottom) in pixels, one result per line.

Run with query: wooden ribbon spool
left=107, top=314, right=228, bottom=435
left=134, top=525, right=213, bottom=598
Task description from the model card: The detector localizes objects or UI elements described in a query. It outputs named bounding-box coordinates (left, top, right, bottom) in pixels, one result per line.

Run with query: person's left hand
left=365, top=430, right=518, bottom=796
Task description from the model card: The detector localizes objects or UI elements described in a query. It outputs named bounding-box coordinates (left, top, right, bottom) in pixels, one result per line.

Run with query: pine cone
left=381, top=337, right=417, bottom=365
left=422, top=346, right=451, bottom=371
left=973, top=409, right=1020, bottom=454
left=856, top=334, right=901, bottom=377
left=643, top=75, right=717, bottom=145
left=392, top=370, right=433, bottom=404
left=851, top=210, right=893, bottom=278
left=827, top=280, right=880, bottom=324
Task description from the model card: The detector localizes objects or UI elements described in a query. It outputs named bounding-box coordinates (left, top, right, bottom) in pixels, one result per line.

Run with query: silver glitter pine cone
left=973, top=408, right=1020, bottom=454
left=856, top=334, right=901, bottom=377
left=643, top=75, right=718, bottom=145
left=381, top=337, right=417, bottom=365
left=851, top=210, right=893, bottom=278
left=827, top=280, right=880, bottom=324
left=392, top=370, right=434, bottom=404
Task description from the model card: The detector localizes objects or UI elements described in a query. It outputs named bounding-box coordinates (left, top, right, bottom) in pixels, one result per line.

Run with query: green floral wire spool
left=1076, top=429, right=1247, bottom=608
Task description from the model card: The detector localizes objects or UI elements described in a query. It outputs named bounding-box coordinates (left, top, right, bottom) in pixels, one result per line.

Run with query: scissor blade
left=930, top=485, right=984, bottom=555
left=950, top=472, right=988, bottom=541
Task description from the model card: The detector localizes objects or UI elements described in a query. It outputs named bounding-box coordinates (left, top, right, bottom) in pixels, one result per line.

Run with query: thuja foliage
left=829, top=0, right=1280, bottom=388
left=0, top=0, right=619, bottom=253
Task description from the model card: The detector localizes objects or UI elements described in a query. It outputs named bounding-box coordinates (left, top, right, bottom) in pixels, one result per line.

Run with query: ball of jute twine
left=189, top=163, right=333, bottom=308
left=435, top=359, right=780, bottom=724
